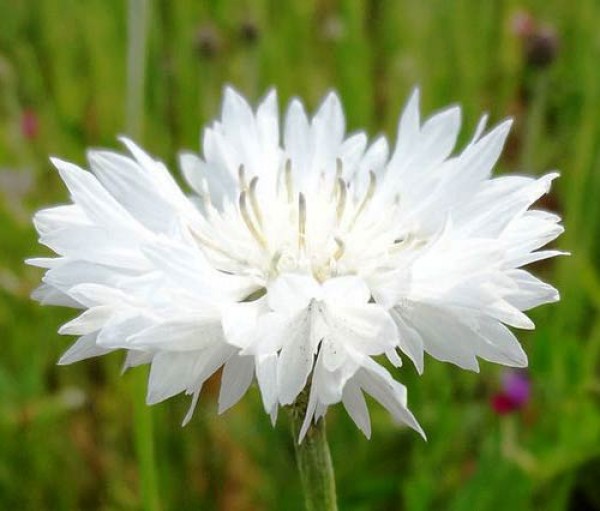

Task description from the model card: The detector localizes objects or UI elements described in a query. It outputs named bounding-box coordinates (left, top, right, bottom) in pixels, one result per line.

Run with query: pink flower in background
left=491, top=370, right=531, bottom=415
left=510, top=10, right=560, bottom=69
left=21, top=109, right=39, bottom=140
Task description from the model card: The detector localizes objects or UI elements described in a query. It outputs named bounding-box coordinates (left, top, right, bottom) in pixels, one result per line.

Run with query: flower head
left=30, top=87, right=562, bottom=440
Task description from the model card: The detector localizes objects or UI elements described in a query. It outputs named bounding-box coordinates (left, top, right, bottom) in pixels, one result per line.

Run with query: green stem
left=289, top=391, right=338, bottom=511
left=126, top=2, right=160, bottom=511
left=131, top=372, right=161, bottom=511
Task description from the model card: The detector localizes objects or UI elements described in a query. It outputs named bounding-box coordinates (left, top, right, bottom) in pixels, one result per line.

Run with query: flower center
left=189, top=159, right=412, bottom=286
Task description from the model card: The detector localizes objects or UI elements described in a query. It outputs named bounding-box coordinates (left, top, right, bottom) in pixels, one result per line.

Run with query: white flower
left=30, top=87, right=562, bottom=440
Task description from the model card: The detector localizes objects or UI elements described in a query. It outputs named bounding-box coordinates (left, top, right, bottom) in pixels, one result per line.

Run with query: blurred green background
left=0, top=0, right=599, bottom=509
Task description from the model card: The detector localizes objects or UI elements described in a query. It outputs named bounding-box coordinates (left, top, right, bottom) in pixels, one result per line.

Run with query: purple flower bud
left=491, top=370, right=531, bottom=415
left=502, top=370, right=531, bottom=407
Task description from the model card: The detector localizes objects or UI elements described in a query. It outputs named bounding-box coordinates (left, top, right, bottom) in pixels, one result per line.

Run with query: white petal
left=129, top=319, right=224, bottom=351
left=354, top=358, right=424, bottom=438
left=389, top=88, right=420, bottom=168
left=385, top=348, right=403, bottom=368
left=321, top=275, right=370, bottom=306
left=122, top=350, right=153, bottom=372
left=312, top=91, right=345, bottom=152
left=182, top=387, right=202, bottom=426
left=33, top=205, right=88, bottom=235
left=470, top=114, right=489, bottom=144
left=147, top=352, right=199, bottom=405
left=26, top=257, right=62, bottom=269
left=408, top=105, right=462, bottom=171
left=321, top=336, right=348, bottom=372
left=362, top=135, right=389, bottom=175
left=322, top=302, right=398, bottom=356
left=403, top=303, right=480, bottom=371
left=342, top=380, right=371, bottom=438
left=87, top=150, right=176, bottom=231
left=390, top=309, right=425, bottom=374
left=39, top=224, right=146, bottom=269
left=476, top=319, right=528, bottom=367
left=454, top=119, right=512, bottom=182
left=277, top=308, right=317, bottom=405
left=142, top=238, right=254, bottom=301
left=284, top=99, right=310, bottom=185
left=267, top=273, right=321, bottom=313
left=180, top=151, right=236, bottom=209
left=340, top=132, right=368, bottom=177
left=192, top=344, right=238, bottom=389
left=58, top=333, right=112, bottom=365
left=218, top=355, right=255, bottom=413
left=41, top=259, right=129, bottom=294
left=31, top=283, right=82, bottom=308
left=255, top=353, right=278, bottom=413
left=179, top=152, right=206, bottom=195
left=59, top=306, right=113, bottom=335
left=505, top=269, right=559, bottom=311
left=120, top=137, right=191, bottom=207
left=222, top=299, right=265, bottom=350
left=50, top=157, right=142, bottom=233
left=485, top=299, right=535, bottom=330
left=222, top=86, right=256, bottom=138
left=311, top=347, right=358, bottom=405
left=298, top=384, right=319, bottom=443
left=510, top=249, right=566, bottom=267
left=256, top=89, right=279, bottom=150
left=67, top=283, right=128, bottom=308
left=97, top=315, right=151, bottom=348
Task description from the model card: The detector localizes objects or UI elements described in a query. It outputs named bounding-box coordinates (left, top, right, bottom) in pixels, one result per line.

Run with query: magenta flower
left=21, top=109, right=39, bottom=140
left=491, top=370, right=531, bottom=415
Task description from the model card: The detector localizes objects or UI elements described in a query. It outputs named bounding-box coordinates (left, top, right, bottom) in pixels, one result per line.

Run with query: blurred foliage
left=0, top=0, right=599, bottom=510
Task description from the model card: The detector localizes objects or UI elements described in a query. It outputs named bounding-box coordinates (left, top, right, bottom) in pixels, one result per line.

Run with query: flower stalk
left=290, top=390, right=338, bottom=511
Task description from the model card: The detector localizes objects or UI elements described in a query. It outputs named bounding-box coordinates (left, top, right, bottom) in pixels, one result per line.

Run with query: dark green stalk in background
left=126, top=1, right=161, bottom=511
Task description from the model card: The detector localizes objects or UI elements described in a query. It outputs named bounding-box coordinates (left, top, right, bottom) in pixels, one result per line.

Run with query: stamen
left=390, top=233, right=425, bottom=252
left=349, top=170, right=376, bottom=227
left=199, top=177, right=210, bottom=196
left=285, top=159, right=293, bottom=203
left=243, top=287, right=267, bottom=302
left=336, top=158, right=343, bottom=180
left=200, top=194, right=212, bottom=215
left=319, top=169, right=327, bottom=188
left=249, top=176, right=263, bottom=227
left=270, top=250, right=282, bottom=273
left=333, top=237, right=345, bottom=260
left=198, top=178, right=214, bottom=214
left=331, top=159, right=344, bottom=199
left=298, top=192, right=306, bottom=251
left=336, top=178, right=347, bottom=222
left=188, top=226, right=246, bottom=264
left=238, top=164, right=247, bottom=190
left=240, top=191, right=267, bottom=248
